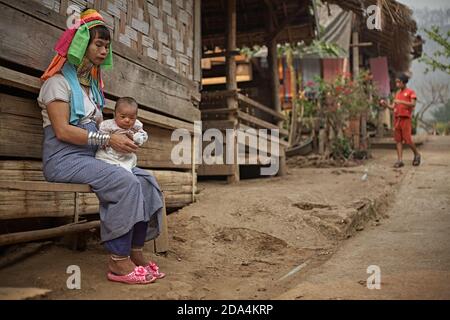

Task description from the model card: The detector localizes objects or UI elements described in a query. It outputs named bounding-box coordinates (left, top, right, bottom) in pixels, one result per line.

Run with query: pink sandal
left=107, top=266, right=156, bottom=284
left=145, top=261, right=166, bottom=279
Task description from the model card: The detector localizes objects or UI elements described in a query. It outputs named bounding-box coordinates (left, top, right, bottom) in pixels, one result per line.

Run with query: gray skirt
left=42, top=122, right=163, bottom=242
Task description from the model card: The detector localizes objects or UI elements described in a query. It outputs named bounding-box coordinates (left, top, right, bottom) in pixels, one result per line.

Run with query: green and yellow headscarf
left=42, top=9, right=113, bottom=124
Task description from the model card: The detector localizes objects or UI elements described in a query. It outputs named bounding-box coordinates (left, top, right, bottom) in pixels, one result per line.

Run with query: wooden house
left=198, top=0, right=318, bottom=182
left=0, top=0, right=202, bottom=247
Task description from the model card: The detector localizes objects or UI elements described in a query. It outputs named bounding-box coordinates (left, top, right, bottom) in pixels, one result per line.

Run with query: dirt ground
left=277, top=136, right=450, bottom=299
left=0, top=139, right=421, bottom=299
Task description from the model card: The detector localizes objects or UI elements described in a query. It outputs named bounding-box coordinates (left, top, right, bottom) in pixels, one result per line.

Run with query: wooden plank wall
left=0, top=0, right=201, bottom=123
left=0, top=93, right=195, bottom=210
left=0, top=160, right=194, bottom=219
left=35, top=0, right=195, bottom=80
left=0, top=93, right=191, bottom=170
left=0, top=0, right=201, bottom=232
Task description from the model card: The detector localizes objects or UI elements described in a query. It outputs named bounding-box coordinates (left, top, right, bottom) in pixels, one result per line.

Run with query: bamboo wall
left=35, top=0, right=195, bottom=79
left=0, top=0, right=200, bottom=223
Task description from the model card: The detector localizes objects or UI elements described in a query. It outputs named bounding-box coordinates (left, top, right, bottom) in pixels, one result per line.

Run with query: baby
left=95, top=97, right=148, bottom=172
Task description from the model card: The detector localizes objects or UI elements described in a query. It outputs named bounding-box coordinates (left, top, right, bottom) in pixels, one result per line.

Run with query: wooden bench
left=0, top=181, right=169, bottom=253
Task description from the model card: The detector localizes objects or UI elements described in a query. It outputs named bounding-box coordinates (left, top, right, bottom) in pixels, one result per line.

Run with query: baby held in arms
left=95, top=97, right=148, bottom=172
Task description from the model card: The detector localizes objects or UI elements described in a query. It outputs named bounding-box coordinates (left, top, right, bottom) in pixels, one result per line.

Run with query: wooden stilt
left=154, top=195, right=169, bottom=253
left=225, top=0, right=239, bottom=183
left=0, top=221, right=100, bottom=247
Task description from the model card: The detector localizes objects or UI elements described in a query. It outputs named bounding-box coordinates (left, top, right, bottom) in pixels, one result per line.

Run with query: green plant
left=435, top=122, right=450, bottom=135
left=331, top=137, right=353, bottom=160
left=314, top=71, right=372, bottom=120
left=412, top=116, right=417, bottom=135
left=419, top=26, right=450, bottom=74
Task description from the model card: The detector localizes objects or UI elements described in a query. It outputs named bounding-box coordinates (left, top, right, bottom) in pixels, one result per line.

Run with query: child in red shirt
left=380, top=73, right=421, bottom=168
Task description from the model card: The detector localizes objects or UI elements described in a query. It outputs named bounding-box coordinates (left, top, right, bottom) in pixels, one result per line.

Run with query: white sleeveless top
left=37, top=74, right=103, bottom=128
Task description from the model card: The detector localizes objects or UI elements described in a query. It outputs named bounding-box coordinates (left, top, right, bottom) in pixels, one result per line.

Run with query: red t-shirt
left=394, top=88, right=416, bottom=118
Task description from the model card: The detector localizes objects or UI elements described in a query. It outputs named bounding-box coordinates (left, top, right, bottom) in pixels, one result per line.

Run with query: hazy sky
left=397, top=0, right=450, bottom=10
left=398, top=0, right=450, bottom=118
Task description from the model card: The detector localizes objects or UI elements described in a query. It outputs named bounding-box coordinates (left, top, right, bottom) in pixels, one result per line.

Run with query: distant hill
left=408, top=7, right=450, bottom=120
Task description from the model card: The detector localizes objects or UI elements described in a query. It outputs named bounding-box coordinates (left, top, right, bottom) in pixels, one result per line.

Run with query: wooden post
left=268, top=41, right=282, bottom=126
left=352, top=31, right=361, bottom=150
left=318, top=128, right=326, bottom=155
left=193, top=0, right=202, bottom=84
left=226, top=0, right=239, bottom=183
left=266, top=4, right=286, bottom=177
left=287, top=48, right=298, bottom=147
left=191, top=133, right=196, bottom=202
left=71, top=192, right=80, bottom=250
left=267, top=4, right=282, bottom=122
left=154, top=195, right=169, bottom=253
left=352, top=31, right=360, bottom=77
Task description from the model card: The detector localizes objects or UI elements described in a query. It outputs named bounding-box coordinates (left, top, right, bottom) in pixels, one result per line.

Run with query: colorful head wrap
left=42, top=9, right=113, bottom=125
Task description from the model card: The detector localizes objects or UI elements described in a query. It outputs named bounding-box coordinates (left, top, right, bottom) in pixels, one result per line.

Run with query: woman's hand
left=108, top=133, right=138, bottom=153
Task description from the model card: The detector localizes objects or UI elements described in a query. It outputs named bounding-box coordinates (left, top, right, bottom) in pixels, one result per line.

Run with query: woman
left=37, top=9, right=165, bottom=284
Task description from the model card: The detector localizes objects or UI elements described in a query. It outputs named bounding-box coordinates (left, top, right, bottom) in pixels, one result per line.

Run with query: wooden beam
left=349, top=42, right=373, bottom=47
left=237, top=111, right=289, bottom=136
left=264, top=0, right=279, bottom=29
left=201, top=120, right=237, bottom=130
left=202, top=50, right=240, bottom=59
left=197, top=164, right=236, bottom=176
left=0, top=67, right=41, bottom=93
left=237, top=93, right=285, bottom=121
left=266, top=6, right=305, bottom=43
left=0, top=66, right=194, bottom=133
left=201, top=90, right=237, bottom=100
left=0, top=221, right=100, bottom=247
left=201, top=108, right=238, bottom=115
left=239, top=124, right=289, bottom=147
left=0, top=180, right=92, bottom=192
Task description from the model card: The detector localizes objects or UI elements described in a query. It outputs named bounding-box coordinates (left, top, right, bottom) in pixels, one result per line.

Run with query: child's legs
left=394, top=120, right=403, bottom=161
left=396, top=142, right=403, bottom=161
left=400, top=118, right=419, bottom=156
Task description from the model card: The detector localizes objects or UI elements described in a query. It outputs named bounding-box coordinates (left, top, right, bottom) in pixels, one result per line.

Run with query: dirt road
left=0, top=137, right=448, bottom=300
left=278, top=136, right=450, bottom=299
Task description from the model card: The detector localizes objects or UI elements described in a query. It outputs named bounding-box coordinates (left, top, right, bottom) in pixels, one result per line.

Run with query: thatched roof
left=324, top=0, right=418, bottom=72
left=202, top=0, right=317, bottom=50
